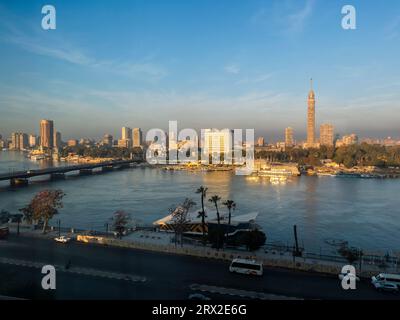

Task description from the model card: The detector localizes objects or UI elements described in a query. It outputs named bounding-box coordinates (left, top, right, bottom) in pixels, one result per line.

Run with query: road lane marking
left=190, top=284, right=302, bottom=300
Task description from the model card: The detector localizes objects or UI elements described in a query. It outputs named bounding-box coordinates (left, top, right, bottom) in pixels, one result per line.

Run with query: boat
left=30, top=154, right=46, bottom=161
left=257, top=168, right=293, bottom=177
left=317, top=172, right=336, bottom=177
left=153, top=208, right=259, bottom=236
left=335, top=172, right=362, bottom=178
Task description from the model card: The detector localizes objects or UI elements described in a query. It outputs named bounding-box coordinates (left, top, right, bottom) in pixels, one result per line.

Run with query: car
left=229, top=258, right=263, bottom=276
left=372, top=281, right=399, bottom=293
left=54, top=236, right=71, bottom=243
left=338, top=272, right=360, bottom=282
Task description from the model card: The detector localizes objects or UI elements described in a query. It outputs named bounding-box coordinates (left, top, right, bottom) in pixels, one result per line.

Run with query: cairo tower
left=307, top=79, right=316, bottom=147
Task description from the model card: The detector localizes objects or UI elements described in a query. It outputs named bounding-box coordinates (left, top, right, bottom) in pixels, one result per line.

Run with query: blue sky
left=0, top=0, right=400, bottom=142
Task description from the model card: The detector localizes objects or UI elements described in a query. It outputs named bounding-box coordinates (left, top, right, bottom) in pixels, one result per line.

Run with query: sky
left=0, top=0, right=400, bottom=142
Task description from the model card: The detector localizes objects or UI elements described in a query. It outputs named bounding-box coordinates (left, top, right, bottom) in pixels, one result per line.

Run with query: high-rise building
left=203, top=129, right=233, bottom=163
left=40, top=119, right=54, bottom=149
left=306, top=79, right=316, bottom=147
left=122, top=127, right=132, bottom=140
left=102, top=134, right=113, bottom=147
left=119, top=127, right=133, bottom=148
left=54, top=131, right=62, bottom=149
left=11, top=132, right=28, bottom=150
left=285, top=127, right=294, bottom=147
left=257, top=137, right=265, bottom=147
left=320, top=124, right=334, bottom=147
left=29, top=134, right=38, bottom=148
left=133, top=128, right=142, bottom=148
left=118, top=139, right=132, bottom=148
left=336, top=134, right=358, bottom=147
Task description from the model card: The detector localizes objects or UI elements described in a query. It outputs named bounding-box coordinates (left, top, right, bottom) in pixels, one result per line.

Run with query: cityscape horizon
left=1, top=78, right=400, bottom=148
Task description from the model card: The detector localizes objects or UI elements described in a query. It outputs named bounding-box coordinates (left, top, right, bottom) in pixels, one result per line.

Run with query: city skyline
left=1, top=78, right=399, bottom=147
left=1, top=0, right=400, bottom=139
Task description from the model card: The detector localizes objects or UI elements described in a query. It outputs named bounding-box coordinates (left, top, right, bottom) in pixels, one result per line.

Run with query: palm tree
left=196, top=186, right=208, bottom=240
left=223, top=200, right=236, bottom=241
left=209, top=195, right=222, bottom=225
left=209, top=195, right=223, bottom=249
left=223, top=200, right=236, bottom=226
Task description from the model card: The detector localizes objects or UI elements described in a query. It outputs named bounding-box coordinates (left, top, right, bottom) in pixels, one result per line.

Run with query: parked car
left=338, top=272, right=360, bottom=282
left=54, top=236, right=71, bottom=243
left=371, top=273, right=400, bottom=287
left=229, top=258, right=263, bottom=276
left=0, top=226, right=9, bottom=240
left=372, top=281, right=399, bottom=293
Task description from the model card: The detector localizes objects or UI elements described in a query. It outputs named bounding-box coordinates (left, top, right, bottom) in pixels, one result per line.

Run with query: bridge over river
left=0, top=159, right=141, bottom=186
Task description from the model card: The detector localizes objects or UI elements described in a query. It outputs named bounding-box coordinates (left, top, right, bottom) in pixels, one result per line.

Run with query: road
left=0, top=235, right=398, bottom=300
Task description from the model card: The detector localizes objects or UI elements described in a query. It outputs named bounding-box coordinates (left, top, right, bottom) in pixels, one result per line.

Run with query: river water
left=0, top=150, right=399, bottom=253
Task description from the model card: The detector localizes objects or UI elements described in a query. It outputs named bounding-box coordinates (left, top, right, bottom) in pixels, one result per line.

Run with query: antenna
left=310, top=78, right=313, bottom=90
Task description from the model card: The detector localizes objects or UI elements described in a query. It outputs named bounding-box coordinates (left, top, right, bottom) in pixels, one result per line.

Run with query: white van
left=229, top=259, right=263, bottom=276
left=371, top=273, right=400, bottom=287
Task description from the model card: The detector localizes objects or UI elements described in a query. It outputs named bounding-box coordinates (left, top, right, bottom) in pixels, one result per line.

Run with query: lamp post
left=58, top=219, right=61, bottom=237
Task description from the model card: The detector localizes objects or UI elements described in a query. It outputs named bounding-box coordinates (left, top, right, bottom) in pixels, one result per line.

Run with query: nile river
left=1, top=151, right=399, bottom=253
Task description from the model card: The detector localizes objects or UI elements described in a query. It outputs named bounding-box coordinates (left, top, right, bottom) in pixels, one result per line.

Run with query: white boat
left=317, top=172, right=336, bottom=177
left=257, top=168, right=293, bottom=176
left=153, top=208, right=259, bottom=235
left=30, top=154, right=46, bottom=161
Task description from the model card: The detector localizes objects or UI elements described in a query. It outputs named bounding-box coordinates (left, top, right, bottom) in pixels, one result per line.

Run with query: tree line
left=60, top=145, right=144, bottom=160
left=256, top=144, right=400, bottom=168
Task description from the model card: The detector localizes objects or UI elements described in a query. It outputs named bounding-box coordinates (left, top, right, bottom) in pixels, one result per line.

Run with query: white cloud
left=0, top=12, right=167, bottom=82
left=251, top=0, right=316, bottom=34
left=224, top=64, right=240, bottom=74
left=286, top=0, right=315, bottom=33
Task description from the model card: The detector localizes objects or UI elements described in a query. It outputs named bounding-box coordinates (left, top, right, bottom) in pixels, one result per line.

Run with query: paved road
left=0, top=235, right=398, bottom=300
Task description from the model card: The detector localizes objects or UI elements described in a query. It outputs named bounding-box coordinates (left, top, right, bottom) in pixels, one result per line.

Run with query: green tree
left=239, top=230, right=267, bottom=251
left=110, top=210, right=131, bottom=238
left=338, top=245, right=363, bottom=264
left=19, top=190, right=65, bottom=233
left=223, top=200, right=236, bottom=238
left=209, top=195, right=222, bottom=226
left=208, top=195, right=223, bottom=249
left=170, top=198, right=196, bottom=246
